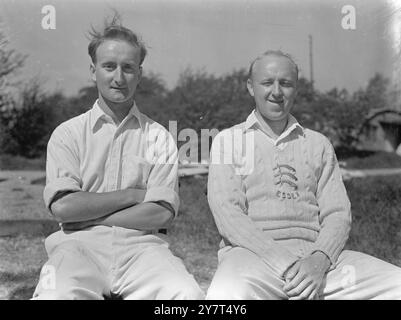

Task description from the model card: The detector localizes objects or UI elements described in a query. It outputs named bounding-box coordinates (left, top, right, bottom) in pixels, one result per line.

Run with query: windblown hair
left=248, top=50, right=299, bottom=80
left=87, top=13, right=147, bottom=65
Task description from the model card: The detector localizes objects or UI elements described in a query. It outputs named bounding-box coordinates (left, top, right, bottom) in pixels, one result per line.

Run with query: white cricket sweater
left=208, top=111, right=352, bottom=278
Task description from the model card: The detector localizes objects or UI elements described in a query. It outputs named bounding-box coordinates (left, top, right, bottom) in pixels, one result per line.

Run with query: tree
left=166, top=68, right=252, bottom=132
left=352, top=73, right=389, bottom=113
left=295, top=77, right=315, bottom=103
left=0, top=23, right=26, bottom=112
left=0, top=24, right=27, bottom=156
left=293, top=74, right=391, bottom=148
left=1, top=78, right=68, bottom=157
left=292, top=77, right=315, bottom=127
left=135, top=72, right=169, bottom=126
left=0, top=26, right=26, bottom=85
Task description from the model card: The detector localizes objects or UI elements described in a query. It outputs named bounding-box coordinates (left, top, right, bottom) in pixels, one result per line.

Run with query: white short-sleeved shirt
left=44, top=100, right=179, bottom=219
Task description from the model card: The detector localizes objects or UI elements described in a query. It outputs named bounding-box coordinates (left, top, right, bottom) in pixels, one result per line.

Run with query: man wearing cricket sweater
left=206, top=50, right=401, bottom=300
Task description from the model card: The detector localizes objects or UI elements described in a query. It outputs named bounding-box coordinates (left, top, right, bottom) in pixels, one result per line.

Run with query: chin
left=111, top=98, right=128, bottom=103
left=261, top=112, right=287, bottom=122
left=107, top=95, right=131, bottom=103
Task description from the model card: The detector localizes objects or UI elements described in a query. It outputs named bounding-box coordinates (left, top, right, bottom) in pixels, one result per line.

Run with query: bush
left=0, top=80, right=66, bottom=158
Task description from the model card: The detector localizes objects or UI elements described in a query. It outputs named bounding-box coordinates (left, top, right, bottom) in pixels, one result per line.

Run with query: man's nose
left=272, top=81, right=282, bottom=97
left=113, top=67, right=124, bottom=83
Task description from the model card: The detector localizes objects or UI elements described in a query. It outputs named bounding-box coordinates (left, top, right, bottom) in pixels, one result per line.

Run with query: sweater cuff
left=306, top=241, right=341, bottom=266
left=307, top=249, right=332, bottom=264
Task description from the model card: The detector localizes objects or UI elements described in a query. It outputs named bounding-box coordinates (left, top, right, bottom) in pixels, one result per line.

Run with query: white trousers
left=32, top=226, right=204, bottom=300
left=206, top=246, right=401, bottom=300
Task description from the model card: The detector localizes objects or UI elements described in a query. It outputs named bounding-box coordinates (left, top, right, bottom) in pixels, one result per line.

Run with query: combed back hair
left=248, top=50, right=299, bottom=81
left=87, top=13, right=147, bottom=65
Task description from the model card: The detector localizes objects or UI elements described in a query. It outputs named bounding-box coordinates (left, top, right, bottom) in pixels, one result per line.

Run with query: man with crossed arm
left=32, top=17, right=203, bottom=300
left=206, top=50, right=401, bottom=300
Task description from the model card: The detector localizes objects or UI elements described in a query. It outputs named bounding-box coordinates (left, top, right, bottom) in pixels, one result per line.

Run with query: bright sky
left=0, top=0, right=399, bottom=96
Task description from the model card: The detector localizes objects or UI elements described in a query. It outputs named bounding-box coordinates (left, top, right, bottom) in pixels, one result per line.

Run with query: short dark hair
left=248, top=50, right=299, bottom=81
left=87, top=14, right=147, bottom=65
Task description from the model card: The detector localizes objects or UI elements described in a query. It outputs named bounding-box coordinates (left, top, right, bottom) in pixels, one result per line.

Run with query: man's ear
left=90, top=63, right=96, bottom=82
left=246, top=78, right=254, bottom=97
left=138, top=66, right=143, bottom=82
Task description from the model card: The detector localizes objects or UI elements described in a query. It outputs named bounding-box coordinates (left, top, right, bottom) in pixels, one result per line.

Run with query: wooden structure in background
left=358, top=109, right=401, bottom=155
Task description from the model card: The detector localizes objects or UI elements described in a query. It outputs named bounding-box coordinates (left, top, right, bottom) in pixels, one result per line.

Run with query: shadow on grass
left=336, top=147, right=401, bottom=170
left=0, top=269, right=39, bottom=283
left=8, top=286, right=37, bottom=300
left=31, top=177, right=46, bottom=185
left=0, top=219, right=59, bottom=237
left=335, top=146, right=376, bottom=160
left=0, top=269, right=40, bottom=300
left=0, top=154, right=46, bottom=171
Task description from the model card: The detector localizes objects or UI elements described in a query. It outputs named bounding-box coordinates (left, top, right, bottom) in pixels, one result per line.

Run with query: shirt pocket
left=121, top=155, right=153, bottom=189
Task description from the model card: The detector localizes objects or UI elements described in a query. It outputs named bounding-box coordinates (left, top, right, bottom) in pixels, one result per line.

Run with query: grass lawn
left=1, top=152, right=401, bottom=299
left=336, top=149, right=401, bottom=170
left=344, top=176, right=401, bottom=266
left=169, top=176, right=220, bottom=292
left=0, top=154, right=46, bottom=171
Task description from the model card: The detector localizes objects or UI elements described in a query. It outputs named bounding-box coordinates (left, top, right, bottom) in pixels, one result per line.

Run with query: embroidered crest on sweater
left=273, top=164, right=300, bottom=200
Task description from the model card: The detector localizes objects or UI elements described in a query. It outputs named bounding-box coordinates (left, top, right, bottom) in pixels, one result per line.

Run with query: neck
left=255, top=110, right=289, bottom=139
left=98, top=95, right=134, bottom=124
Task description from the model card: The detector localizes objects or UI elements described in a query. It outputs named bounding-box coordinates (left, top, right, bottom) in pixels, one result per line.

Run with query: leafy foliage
left=0, top=78, right=68, bottom=157
left=0, top=22, right=393, bottom=159
left=164, top=68, right=253, bottom=132
left=293, top=73, right=390, bottom=147
left=0, top=26, right=26, bottom=83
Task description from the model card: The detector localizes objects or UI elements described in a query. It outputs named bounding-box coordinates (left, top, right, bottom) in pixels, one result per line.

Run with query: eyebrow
left=100, top=60, right=137, bottom=66
left=260, top=77, right=295, bottom=82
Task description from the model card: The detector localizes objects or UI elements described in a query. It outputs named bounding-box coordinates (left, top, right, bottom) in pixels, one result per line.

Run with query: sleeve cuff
left=305, top=245, right=338, bottom=266
left=43, top=177, right=81, bottom=210
left=143, top=186, right=179, bottom=216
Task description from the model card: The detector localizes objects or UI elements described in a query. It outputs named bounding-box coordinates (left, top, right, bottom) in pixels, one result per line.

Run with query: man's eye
left=123, top=65, right=136, bottom=73
left=103, top=64, right=115, bottom=70
left=262, top=81, right=273, bottom=86
left=280, top=82, right=293, bottom=87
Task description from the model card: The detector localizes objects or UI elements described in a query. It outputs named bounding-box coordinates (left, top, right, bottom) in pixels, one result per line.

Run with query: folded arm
left=62, top=201, right=173, bottom=231
left=51, top=188, right=146, bottom=223
left=46, top=125, right=179, bottom=231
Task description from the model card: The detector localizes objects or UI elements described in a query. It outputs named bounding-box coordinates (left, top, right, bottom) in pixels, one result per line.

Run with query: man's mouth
left=111, top=87, right=126, bottom=90
left=267, top=99, right=284, bottom=104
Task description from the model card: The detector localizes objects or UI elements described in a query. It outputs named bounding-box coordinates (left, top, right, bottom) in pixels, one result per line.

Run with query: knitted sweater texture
left=208, top=111, right=351, bottom=277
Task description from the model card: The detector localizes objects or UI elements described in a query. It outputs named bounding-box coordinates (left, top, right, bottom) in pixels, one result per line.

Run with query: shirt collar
left=90, top=99, right=143, bottom=130
left=244, top=109, right=304, bottom=140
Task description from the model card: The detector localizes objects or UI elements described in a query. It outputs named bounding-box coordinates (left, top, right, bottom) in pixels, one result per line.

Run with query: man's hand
left=283, top=251, right=331, bottom=300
